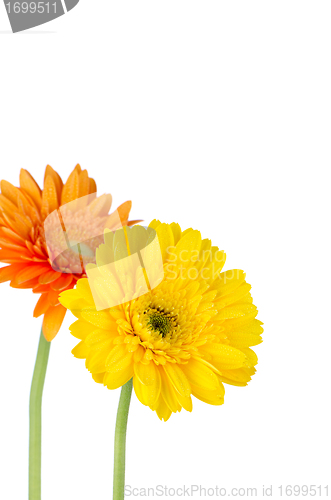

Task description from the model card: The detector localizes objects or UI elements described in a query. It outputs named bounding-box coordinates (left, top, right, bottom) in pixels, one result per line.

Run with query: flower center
left=69, top=240, right=96, bottom=258
left=43, top=206, right=107, bottom=274
left=132, top=280, right=215, bottom=362
left=147, top=311, right=173, bottom=338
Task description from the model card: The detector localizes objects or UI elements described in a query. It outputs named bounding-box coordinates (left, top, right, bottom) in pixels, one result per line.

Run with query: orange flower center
left=44, top=205, right=108, bottom=274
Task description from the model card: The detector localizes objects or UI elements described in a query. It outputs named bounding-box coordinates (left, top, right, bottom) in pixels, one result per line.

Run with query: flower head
left=0, top=164, right=138, bottom=341
left=60, top=221, right=263, bottom=421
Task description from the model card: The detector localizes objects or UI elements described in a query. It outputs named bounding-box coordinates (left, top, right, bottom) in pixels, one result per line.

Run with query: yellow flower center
left=126, top=280, right=218, bottom=365
left=145, top=308, right=177, bottom=339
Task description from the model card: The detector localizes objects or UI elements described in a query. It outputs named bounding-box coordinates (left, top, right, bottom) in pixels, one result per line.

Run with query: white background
left=0, top=2, right=330, bottom=499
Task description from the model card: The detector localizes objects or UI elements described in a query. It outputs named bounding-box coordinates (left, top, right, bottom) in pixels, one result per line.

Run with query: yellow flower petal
left=72, top=341, right=89, bottom=359
left=163, top=363, right=191, bottom=398
left=104, top=364, right=133, bottom=390
left=191, top=382, right=225, bottom=406
left=200, top=343, right=247, bottom=369
left=155, top=394, right=172, bottom=422
left=180, top=358, right=220, bottom=391
left=81, top=309, right=116, bottom=330
left=159, top=367, right=181, bottom=412
left=134, top=360, right=158, bottom=386
left=155, top=223, right=175, bottom=262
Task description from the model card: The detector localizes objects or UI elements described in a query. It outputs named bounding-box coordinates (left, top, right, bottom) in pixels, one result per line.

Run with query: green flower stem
left=29, top=330, right=51, bottom=500
left=113, top=378, right=133, bottom=500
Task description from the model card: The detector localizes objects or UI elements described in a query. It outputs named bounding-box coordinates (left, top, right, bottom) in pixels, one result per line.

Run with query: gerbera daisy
left=0, top=164, right=139, bottom=341
left=59, top=220, right=263, bottom=421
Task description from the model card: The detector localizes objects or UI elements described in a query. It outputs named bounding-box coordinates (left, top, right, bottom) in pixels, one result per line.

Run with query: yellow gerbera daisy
left=59, top=221, right=263, bottom=421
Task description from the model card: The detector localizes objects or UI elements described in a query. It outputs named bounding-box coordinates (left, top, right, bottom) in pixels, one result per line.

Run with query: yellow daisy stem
left=113, top=378, right=133, bottom=500
left=29, top=329, right=51, bottom=500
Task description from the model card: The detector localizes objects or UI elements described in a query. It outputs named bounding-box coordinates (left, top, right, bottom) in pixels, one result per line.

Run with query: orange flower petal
left=41, top=175, right=59, bottom=218
left=79, top=170, right=90, bottom=198
left=0, top=238, right=28, bottom=252
left=61, top=168, right=79, bottom=205
left=19, top=169, right=42, bottom=208
left=1, top=180, right=32, bottom=214
left=10, top=276, right=40, bottom=289
left=0, top=249, right=32, bottom=263
left=0, top=193, right=17, bottom=214
left=42, top=304, right=66, bottom=341
left=117, top=200, right=132, bottom=224
left=47, top=289, right=60, bottom=306
left=89, top=178, right=97, bottom=194
left=33, top=283, right=51, bottom=293
left=0, top=226, right=26, bottom=245
left=10, top=214, right=32, bottom=240
left=127, top=219, right=144, bottom=227
left=16, top=264, right=50, bottom=285
left=105, top=201, right=132, bottom=229
left=0, top=263, right=26, bottom=283
left=25, top=240, right=36, bottom=254
left=0, top=180, right=21, bottom=207
left=50, top=273, right=73, bottom=291
left=39, top=269, right=62, bottom=284
left=32, top=244, right=47, bottom=258
left=44, top=165, right=63, bottom=201
left=31, top=257, right=47, bottom=263
left=17, top=191, right=35, bottom=215
left=88, top=194, right=112, bottom=217
left=33, top=293, right=50, bottom=317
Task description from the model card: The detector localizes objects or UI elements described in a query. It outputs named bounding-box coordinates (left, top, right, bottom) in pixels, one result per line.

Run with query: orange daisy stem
left=29, top=330, right=51, bottom=500
left=113, top=378, right=133, bottom=500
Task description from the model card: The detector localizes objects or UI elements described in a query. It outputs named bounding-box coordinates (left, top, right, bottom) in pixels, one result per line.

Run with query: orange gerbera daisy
left=0, top=164, right=138, bottom=341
